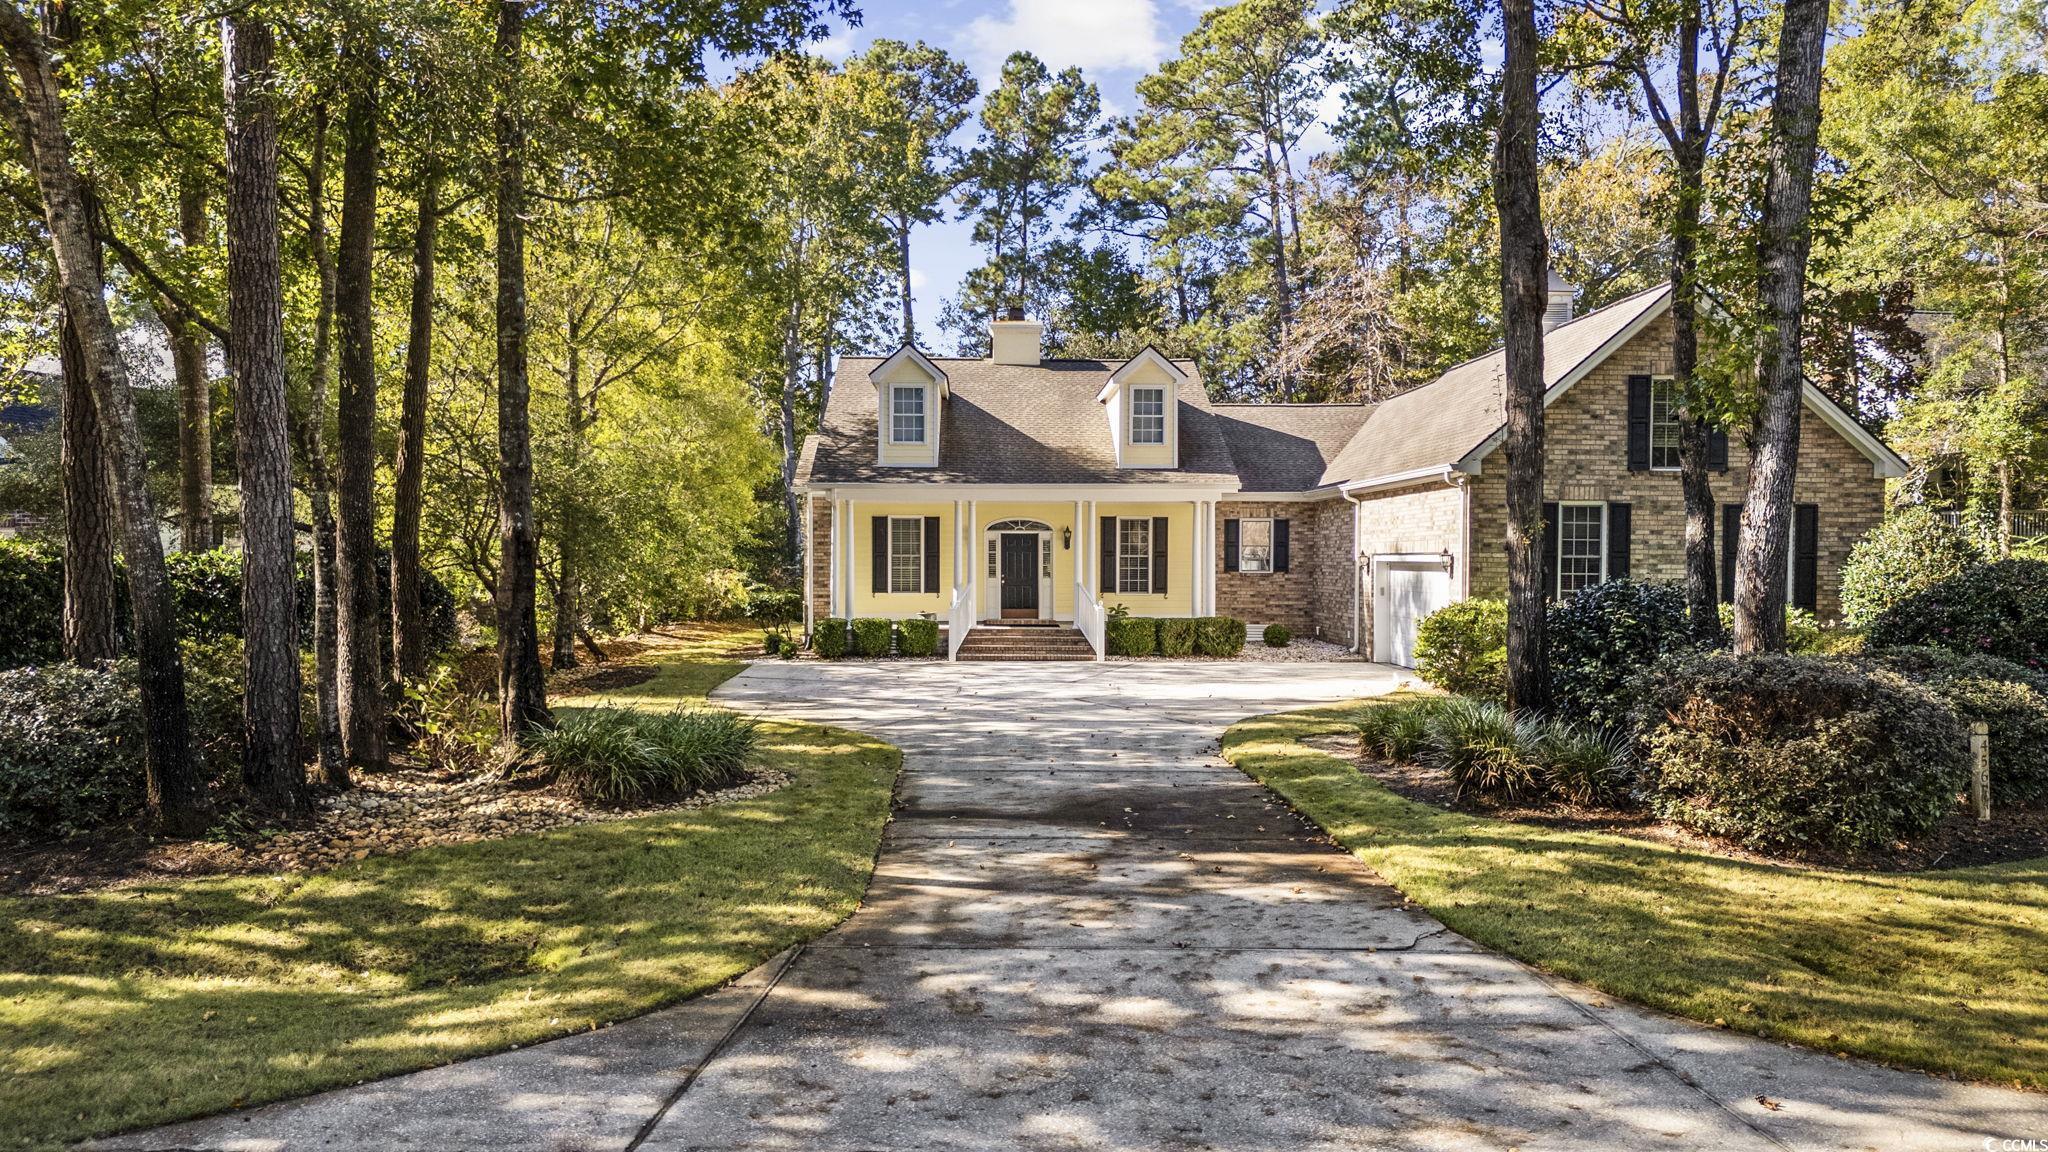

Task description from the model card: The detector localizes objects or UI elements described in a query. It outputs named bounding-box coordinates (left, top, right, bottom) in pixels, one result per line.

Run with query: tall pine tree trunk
left=778, top=294, right=804, bottom=565
left=333, top=46, right=386, bottom=770
left=301, top=99, right=345, bottom=786
left=0, top=7, right=205, bottom=831
left=390, top=147, right=438, bottom=685
left=1734, top=0, right=1829, bottom=656
left=171, top=177, right=212, bottom=552
left=896, top=219, right=914, bottom=345
left=223, top=15, right=306, bottom=814
left=551, top=335, right=581, bottom=671
left=1665, top=0, right=1722, bottom=644
left=56, top=309, right=117, bottom=660
left=494, top=0, right=550, bottom=742
left=1496, top=0, right=1551, bottom=713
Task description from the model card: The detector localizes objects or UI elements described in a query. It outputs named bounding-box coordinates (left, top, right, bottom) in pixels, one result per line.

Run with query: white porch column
left=1190, top=500, right=1203, bottom=616
left=966, top=499, right=978, bottom=618
left=841, top=498, right=855, bottom=618
left=803, top=496, right=815, bottom=635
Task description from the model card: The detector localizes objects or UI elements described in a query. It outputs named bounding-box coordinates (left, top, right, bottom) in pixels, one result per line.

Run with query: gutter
left=1337, top=463, right=1474, bottom=498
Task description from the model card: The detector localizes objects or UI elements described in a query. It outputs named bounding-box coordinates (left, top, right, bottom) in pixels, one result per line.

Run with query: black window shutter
left=1151, top=516, right=1169, bottom=595
left=1794, top=503, right=1820, bottom=612
left=1223, top=518, right=1240, bottom=573
left=1625, top=375, right=1652, bottom=471
left=1707, top=424, right=1730, bottom=471
left=1542, top=502, right=1559, bottom=601
left=1720, top=504, right=1740, bottom=603
left=1274, top=519, right=1291, bottom=573
left=923, top=516, right=940, bottom=594
left=1606, top=503, right=1630, bottom=581
left=1100, top=516, right=1116, bottom=593
left=871, top=516, right=888, bottom=594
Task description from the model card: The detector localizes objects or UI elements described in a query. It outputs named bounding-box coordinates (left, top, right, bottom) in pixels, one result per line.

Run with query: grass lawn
left=0, top=625, right=899, bottom=1151
left=1224, top=695, right=2048, bottom=1092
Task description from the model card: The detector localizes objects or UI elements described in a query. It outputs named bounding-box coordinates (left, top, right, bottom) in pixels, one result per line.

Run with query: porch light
left=1440, top=548, right=1455, bottom=576
left=1062, top=526, right=1072, bottom=550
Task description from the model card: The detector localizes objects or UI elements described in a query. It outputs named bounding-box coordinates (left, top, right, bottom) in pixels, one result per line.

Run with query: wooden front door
left=1000, top=533, right=1039, bottom=618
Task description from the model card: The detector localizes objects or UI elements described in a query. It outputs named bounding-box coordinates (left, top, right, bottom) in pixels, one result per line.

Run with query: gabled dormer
left=1096, top=347, right=1185, bottom=469
left=869, top=345, right=948, bottom=468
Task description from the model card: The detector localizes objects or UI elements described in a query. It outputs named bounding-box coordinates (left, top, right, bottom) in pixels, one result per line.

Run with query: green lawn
left=0, top=626, right=899, bottom=1150
left=1224, top=696, right=2048, bottom=1092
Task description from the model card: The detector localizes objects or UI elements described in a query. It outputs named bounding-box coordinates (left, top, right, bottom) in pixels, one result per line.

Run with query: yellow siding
left=1095, top=501, right=1196, bottom=616
left=847, top=501, right=955, bottom=618
left=874, top=362, right=938, bottom=467
left=1116, top=361, right=1178, bottom=468
left=971, top=502, right=1079, bottom=618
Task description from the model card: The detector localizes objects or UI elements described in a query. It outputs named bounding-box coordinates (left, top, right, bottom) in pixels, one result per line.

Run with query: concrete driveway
left=106, top=660, right=2045, bottom=1151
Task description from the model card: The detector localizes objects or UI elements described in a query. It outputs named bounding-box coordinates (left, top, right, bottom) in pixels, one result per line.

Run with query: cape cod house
left=794, top=285, right=1906, bottom=663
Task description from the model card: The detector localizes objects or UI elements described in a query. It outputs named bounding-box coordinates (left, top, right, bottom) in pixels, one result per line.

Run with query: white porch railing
left=948, top=579, right=976, bottom=660
left=1074, top=579, right=1107, bottom=662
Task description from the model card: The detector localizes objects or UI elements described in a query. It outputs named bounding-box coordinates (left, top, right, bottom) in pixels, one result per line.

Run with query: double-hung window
left=888, top=517, right=923, bottom=594
left=1238, top=518, right=1274, bottom=573
left=1649, top=376, right=1682, bottom=471
left=1117, top=517, right=1152, bottom=593
left=890, top=386, right=925, bottom=444
left=1557, top=503, right=1606, bottom=597
left=1130, top=387, right=1166, bottom=445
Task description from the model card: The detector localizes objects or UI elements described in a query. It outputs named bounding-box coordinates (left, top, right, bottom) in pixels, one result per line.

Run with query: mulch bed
left=1301, top=733, right=2048, bottom=873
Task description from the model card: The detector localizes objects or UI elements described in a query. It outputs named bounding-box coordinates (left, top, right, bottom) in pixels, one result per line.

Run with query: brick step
left=955, top=625, right=1097, bottom=662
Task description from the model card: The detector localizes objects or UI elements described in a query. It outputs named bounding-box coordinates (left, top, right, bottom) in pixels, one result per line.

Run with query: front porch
left=804, top=490, right=1231, bottom=660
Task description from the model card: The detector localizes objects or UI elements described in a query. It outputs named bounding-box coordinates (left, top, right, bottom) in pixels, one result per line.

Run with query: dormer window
left=1130, top=387, right=1166, bottom=444
left=890, top=385, right=926, bottom=444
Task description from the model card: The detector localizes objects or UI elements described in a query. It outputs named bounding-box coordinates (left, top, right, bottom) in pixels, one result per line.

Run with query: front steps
left=955, top=624, right=1097, bottom=662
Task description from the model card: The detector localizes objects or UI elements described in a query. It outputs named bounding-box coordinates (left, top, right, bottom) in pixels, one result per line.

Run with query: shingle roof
left=797, top=356, right=1242, bottom=487
left=1210, top=403, right=1374, bottom=492
left=1319, top=285, right=1671, bottom=487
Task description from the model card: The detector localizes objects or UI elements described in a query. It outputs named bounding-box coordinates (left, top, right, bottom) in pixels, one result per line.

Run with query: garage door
left=1374, top=560, right=1452, bottom=668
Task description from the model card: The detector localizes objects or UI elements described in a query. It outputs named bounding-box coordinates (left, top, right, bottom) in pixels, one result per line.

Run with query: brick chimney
left=990, top=305, right=1042, bottom=366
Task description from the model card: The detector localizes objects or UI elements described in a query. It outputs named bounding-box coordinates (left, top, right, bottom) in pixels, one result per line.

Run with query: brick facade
left=807, top=496, right=833, bottom=632
left=1305, top=499, right=1359, bottom=647
left=1352, top=480, right=1468, bottom=654
left=1213, top=500, right=1322, bottom=637
left=1463, top=311, right=1886, bottom=619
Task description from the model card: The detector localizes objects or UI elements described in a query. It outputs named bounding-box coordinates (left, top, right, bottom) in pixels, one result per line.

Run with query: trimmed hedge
left=1869, top=645, right=2048, bottom=804
left=1634, top=654, right=1967, bottom=853
left=1262, top=623, right=1292, bottom=647
left=1107, top=615, right=1158, bottom=657
left=1865, top=559, right=2048, bottom=670
left=1414, top=599, right=1506, bottom=701
left=1194, top=616, right=1246, bottom=657
left=1157, top=618, right=1195, bottom=657
left=850, top=617, right=894, bottom=658
left=898, top=617, right=940, bottom=658
left=813, top=618, right=850, bottom=659
left=1548, top=580, right=1695, bottom=730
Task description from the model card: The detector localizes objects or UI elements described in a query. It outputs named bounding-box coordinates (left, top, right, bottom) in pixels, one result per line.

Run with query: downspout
left=1343, top=488, right=1364, bottom=653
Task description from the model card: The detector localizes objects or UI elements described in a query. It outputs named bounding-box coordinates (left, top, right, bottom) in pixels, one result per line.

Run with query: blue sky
left=805, top=0, right=1246, bottom=353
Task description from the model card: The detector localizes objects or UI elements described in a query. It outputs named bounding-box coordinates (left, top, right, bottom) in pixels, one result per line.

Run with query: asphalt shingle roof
left=1210, top=404, right=1374, bottom=492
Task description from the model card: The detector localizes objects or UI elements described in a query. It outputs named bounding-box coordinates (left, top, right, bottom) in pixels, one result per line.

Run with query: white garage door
left=1374, top=560, right=1452, bottom=668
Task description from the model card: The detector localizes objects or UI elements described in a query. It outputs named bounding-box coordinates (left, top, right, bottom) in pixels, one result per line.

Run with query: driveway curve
left=649, top=660, right=2043, bottom=1152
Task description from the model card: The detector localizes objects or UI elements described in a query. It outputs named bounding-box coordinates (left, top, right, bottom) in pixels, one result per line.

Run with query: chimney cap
left=1001, top=304, right=1026, bottom=322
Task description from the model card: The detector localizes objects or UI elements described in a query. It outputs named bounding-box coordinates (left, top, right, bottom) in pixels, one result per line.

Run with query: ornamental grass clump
left=1530, top=719, right=1632, bottom=806
left=1420, top=696, right=1543, bottom=802
left=1356, top=698, right=1447, bottom=762
left=537, top=706, right=758, bottom=803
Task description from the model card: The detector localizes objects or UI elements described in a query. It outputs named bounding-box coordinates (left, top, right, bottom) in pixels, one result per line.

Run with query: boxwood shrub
left=1108, top=615, right=1158, bottom=657
left=1865, top=558, right=2048, bottom=669
left=813, top=618, right=850, bottom=659
left=898, top=617, right=940, bottom=658
left=1414, top=599, right=1506, bottom=701
left=1548, top=580, right=1695, bottom=731
left=1634, top=653, right=1967, bottom=853
left=1157, top=618, right=1195, bottom=657
left=1194, top=616, right=1246, bottom=658
left=1262, top=623, right=1292, bottom=647
left=1868, top=645, right=2048, bottom=804
left=850, top=617, right=894, bottom=658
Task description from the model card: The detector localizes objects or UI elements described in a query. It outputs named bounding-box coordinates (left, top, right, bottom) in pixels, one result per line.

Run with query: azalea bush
left=1840, top=506, right=1983, bottom=626
left=1868, top=645, right=2048, bottom=804
left=1865, top=558, right=2048, bottom=669
left=1549, top=581, right=1695, bottom=730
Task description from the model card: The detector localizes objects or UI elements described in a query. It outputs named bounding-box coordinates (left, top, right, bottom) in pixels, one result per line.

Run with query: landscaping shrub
left=1261, top=623, right=1292, bottom=647
left=396, top=662, right=501, bottom=774
left=1865, top=559, right=2048, bottom=669
left=1548, top=580, right=1694, bottom=730
left=1157, top=618, right=1195, bottom=657
left=1414, top=599, right=1506, bottom=701
left=850, top=617, right=894, bottom=658
left=1840, top=506, right=1983, bottom=627
left=761, top=631, right=781, bottom=656
left=1108, top=615, right=1158, bottom=657
left=745, top=586, right=805, bottom=626
left=1194, top=615, right=1246, bottom=658
left=1634, top=654, right=1967, bottom=853
left=1868, top=645, right=2048, bottom=804
left=1356, top=698, right=1446, bottom=762
left=166, top=549, right=246, bottom=641
left=536, top=706, right=757, bottom=803
left=0, top=538, right=64, bottom=669
left=1420, top=696, right=1541, bottom=801
left=0, top=662, right=143, bottom=836
left=1530, top=720, right=1631, bottom=806
left=898, top=617, right=940, bottom=658
left=1715, top=603, right=1828, bottom=654
left=813, top=619, right=850, bottom=658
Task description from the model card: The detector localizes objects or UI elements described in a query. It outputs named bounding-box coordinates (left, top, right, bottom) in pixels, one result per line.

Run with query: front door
left=1000, top=533, right=1039, bottom=618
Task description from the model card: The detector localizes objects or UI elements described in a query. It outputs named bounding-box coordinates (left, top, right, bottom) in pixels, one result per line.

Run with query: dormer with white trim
left=869, top=345, right=947, bottom=468
left=1097, top=347, right=1186, bottom=469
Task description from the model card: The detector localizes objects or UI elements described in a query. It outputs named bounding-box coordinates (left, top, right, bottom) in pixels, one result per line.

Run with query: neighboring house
left=794, top=287, right=1906, bottom=664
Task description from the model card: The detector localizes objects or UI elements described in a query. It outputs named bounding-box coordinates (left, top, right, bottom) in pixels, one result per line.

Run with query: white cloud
left=813, top=29, right=857, bottom=60
left=961, top=0, right=1167, bottom=80
left=908, top=267, right=929, bottom=291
